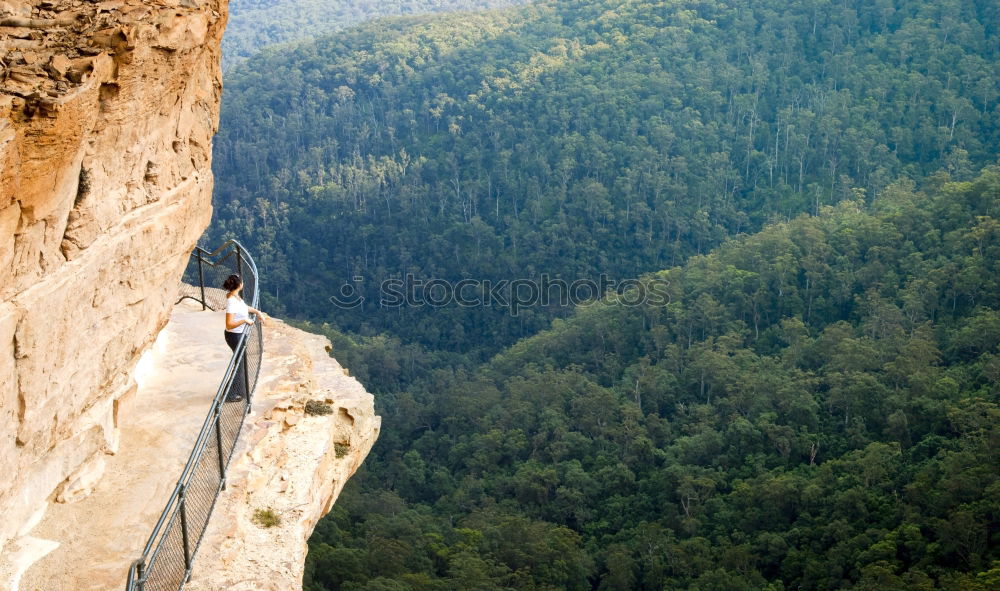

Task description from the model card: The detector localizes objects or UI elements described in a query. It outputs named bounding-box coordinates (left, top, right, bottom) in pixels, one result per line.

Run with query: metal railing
left=126, top=240, right=263, bottom=591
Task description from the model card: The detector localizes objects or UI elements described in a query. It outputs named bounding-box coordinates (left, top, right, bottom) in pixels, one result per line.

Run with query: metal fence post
left=235, top=244, right=244, bottom=283
left=179, top=488, right=192, bottom=571
left=247, top=326, right=259, bottom=415
left=196, top=249, right=206, bottom=311
left=215, top=406, right=226, bottom=491
left=136, top=560, right=146, bottom=591
left=242, top=342, right=251, bottom=408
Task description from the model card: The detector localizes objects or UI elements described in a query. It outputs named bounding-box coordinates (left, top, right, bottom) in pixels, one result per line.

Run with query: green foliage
left=212, top=0, right=1000, bottom=357
left=252, top=507, right=282, bottom=528
left=211, top=0, right=1000, bottom=587
left=302, top=168, right=1000, bottom=590
left=306, top=399, right=335, bottom=415
left=224, top=0, right=530, bottom=67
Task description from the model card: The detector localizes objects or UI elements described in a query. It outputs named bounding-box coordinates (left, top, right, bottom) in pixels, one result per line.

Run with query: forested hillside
left=300, top=168, right=1000, bottom=591
left=224, top=0, right=530, bottom=67
left=207, top=0, right=1000, bottom=588
left=212, top=0, right=1000, bottom=355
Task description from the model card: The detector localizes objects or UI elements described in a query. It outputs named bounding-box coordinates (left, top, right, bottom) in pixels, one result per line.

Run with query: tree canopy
left=300, top=167, right=1000, bottom=590
left=224, top=0, right=530, bottom=68
left=212, top=0, right=1000, bottom=357
left=205, top=0, right=1000, bottom=588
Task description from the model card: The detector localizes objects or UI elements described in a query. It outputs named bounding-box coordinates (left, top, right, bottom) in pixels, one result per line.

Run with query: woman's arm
left=225, top=313, right=254, bottom=330
left=248, top=307, right=269, bottom=325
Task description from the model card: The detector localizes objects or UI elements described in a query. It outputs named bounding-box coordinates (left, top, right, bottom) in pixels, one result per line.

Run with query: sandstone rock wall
left=0, top=0, right=227, bottom=554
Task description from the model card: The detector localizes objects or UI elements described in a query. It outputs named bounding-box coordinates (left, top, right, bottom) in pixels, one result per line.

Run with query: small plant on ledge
left=304, top=400, right=333, bottom=416
left=252, top=508, right=281, bottom=528
left=334, top=442, right=350, bottom=458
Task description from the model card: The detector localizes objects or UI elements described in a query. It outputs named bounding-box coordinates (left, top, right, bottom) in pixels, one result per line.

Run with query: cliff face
left=0, top=0, right=227, bottom=554
left=186, top=315, right=381, bottom=591
left=7, top=301, right=379, bottom=590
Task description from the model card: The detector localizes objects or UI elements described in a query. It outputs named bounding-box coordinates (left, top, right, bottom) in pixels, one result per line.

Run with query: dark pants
left=224, top=330, right=247, bottom=401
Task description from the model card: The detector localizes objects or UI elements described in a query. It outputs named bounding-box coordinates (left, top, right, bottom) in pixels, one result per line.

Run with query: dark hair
left=222, top=274, right=242, bottom=292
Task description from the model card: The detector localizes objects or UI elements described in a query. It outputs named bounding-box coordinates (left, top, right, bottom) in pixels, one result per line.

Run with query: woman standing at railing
left=223, top=274, right=268, bottom=402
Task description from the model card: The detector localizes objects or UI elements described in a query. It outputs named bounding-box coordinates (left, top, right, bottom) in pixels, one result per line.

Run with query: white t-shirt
left=225, top=295, right=251, bottom=333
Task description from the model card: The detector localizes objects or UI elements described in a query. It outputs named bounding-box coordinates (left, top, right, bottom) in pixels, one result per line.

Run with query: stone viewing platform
left=1, top=299, right=379, bottom=591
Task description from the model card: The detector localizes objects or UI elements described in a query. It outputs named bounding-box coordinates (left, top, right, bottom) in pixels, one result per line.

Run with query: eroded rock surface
left=0, top=0, right=227, bottom=555
left=186, top=317, right=380, bottom=591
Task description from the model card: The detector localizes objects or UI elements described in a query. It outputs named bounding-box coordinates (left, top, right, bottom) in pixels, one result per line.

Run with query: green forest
left=224, top=0, right=529, bottom=67
left=208, top=0, right=1000, bottom=588
left=296, top=169, right=1000, bottom=590
left=213, top=0, right=999, bottom=355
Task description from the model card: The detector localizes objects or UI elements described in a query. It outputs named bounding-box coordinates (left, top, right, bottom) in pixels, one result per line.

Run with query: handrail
left=176, top=239, right=259, bottom=312
left=125, top=239, right=263, bottom=591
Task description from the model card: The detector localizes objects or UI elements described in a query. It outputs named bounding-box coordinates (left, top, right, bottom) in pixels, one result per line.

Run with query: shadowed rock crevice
left=60, top=164, right=91, bottom=258
left=12, top=314, right=26, bottom=448
left=98, top=82, right=119, bottom=110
